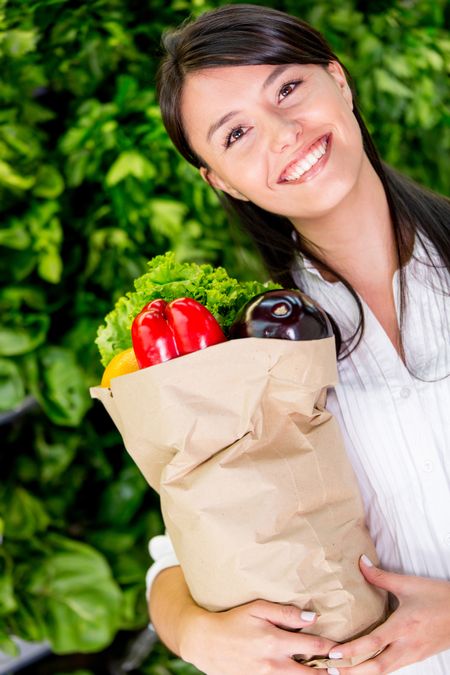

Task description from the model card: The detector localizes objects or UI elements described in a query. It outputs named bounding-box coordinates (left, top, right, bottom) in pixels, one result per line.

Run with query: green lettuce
left=96, top=252, right=280, bottom=367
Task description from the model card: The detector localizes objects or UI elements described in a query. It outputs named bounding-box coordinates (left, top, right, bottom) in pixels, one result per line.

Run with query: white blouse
left=146, top=235, right=450, bottom=674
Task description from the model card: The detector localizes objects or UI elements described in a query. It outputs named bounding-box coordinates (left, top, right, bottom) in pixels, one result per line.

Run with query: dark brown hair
left=156, top=4, right=450, bottom=361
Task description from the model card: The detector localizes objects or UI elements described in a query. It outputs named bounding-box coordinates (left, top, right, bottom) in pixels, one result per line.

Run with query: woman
left=146, top=4, right=450, bottom=674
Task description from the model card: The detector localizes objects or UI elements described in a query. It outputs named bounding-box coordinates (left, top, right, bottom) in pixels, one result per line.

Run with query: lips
left=277, top=133, right=331, bottom=184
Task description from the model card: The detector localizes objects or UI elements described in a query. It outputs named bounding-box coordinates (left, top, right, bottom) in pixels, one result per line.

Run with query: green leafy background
left=1, top=0, right=448, bottom=671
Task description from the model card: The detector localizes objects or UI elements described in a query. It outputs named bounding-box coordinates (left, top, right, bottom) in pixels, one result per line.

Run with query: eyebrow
left=206, top=64, right=293, bottom=143
left=206, top=110, right=240, bottom=143
left=262, top=64, right=291, bottom=90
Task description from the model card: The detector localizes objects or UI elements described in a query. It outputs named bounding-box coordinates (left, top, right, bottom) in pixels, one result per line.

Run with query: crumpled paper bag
left=91, top=336, right=387, bottom=667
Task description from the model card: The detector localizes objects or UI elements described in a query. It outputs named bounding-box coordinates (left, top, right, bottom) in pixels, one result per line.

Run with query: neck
left=291, top=158, right=398, bottom=288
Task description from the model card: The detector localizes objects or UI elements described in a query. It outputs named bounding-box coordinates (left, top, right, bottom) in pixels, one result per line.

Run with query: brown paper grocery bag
left=91, top=337, right=387, bottom=667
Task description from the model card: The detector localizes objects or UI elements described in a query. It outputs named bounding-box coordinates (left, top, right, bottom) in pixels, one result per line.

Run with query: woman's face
left=180, top=62, right=367, bottom=223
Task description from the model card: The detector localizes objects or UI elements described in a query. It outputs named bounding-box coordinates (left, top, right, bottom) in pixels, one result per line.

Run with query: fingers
left=279, top=627, right=338, bottom=659
left=327, top=623, right=389, bottom=665
left=249, top=600, right=319, bottom=630
left=358, top=555, right=410, bottom=595
left=249, top=600, right=337, bottom=662
left=327, top=644, right=403, bottom=674
left=259, top=628, right=337, bottom=674
left=283, top=659, right=329, bottom=673
left=325, top=608, right=408, bottom=668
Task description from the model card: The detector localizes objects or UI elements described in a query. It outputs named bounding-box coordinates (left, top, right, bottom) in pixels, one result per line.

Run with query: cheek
left=238, top=161, right=267, bottom=185
left=217, top=158, right=267, bottom=196
left=334, top=100, right=362, bottom=147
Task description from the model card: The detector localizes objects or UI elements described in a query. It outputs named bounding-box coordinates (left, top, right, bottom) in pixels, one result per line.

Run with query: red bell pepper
left=131, top=297, right=226, bottom=368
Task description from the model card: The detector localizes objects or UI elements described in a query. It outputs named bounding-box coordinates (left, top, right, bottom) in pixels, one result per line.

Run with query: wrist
left=178, top=601, right=212, bottom=664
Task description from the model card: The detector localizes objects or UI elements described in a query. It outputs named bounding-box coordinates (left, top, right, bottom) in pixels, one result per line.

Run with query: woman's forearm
left=148, top=565, right=205, bottom=657
left=148, top=565, right=339, bottom=674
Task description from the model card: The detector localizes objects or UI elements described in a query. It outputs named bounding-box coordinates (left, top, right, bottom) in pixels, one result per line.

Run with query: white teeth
left=301, top=158, right=312, bottom=171
left=282, top=137, right=328, bottom=182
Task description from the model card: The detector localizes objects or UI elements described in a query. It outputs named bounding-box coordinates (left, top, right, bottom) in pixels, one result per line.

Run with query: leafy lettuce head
left=96, top=252, right=279, bottom=367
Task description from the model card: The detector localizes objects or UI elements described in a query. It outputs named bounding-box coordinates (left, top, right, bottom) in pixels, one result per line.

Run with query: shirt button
left=400, top=386, right=411, bottom=399
left=445, top=534, right=450, bottom=547
left=422, top=460, right=433, bottom=472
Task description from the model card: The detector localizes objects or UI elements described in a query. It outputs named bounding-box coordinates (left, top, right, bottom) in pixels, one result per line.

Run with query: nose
left=268, top=114, right=302, bottom=153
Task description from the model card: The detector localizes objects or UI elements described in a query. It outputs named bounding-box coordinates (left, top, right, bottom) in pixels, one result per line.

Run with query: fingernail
left=300, top=610, right=316, bottom=622
left=361, top=554, right=374, bottom=567
left=327, top=669, right=340, bottom=675
left=329, top=651, right=343, bottom=659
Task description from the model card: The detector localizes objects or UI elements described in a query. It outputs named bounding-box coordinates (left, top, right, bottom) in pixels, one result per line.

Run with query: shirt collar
left=291, top=251, right=337, bottom=284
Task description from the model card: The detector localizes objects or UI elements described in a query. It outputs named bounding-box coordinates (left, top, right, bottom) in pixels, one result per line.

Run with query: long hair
left=156, top=4, right=450, bottom=361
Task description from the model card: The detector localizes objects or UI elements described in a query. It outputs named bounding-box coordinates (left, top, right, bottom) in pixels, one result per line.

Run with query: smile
left=277, top=134, right=331, bottom=184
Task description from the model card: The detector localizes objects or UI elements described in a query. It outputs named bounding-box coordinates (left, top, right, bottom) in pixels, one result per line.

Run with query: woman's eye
left=224, top=126, right=246, bottom=148
left=278, top=80, right=301, bottom=100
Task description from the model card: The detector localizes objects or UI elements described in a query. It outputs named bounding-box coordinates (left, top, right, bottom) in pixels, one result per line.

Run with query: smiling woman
left=146, top=4, right=450, bottom=675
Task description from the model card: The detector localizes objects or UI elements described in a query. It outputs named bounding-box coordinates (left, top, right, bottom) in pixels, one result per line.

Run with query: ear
left=200, top=166, right=249, bottom=201
left=327, top=61, right=353, bottom=110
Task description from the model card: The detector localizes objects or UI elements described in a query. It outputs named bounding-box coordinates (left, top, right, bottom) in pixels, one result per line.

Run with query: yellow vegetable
left=101, top=348, right=139, bottom=387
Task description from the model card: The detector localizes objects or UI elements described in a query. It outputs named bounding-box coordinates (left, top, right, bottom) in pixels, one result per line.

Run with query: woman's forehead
left=182, top=63, right=319, bottom=100
left=186, top=63, right=315, bottom=82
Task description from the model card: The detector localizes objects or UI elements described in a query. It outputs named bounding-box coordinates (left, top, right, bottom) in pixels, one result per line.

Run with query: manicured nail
left=327, top=668, right=340, bottom=675
left=361, top=554, right=374, bottom=567
left=300, top=610, right=316, bottom=622
left=329, top=651, right=343, bottom=659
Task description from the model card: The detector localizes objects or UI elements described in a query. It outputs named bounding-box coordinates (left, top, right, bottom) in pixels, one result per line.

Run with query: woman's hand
left=180, top=599, right=337, bottom=674
left=325, top=556, right=450, bottom=675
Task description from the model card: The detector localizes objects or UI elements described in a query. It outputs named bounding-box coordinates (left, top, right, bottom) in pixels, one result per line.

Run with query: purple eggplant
left=229, top=289, right=341, bottom=352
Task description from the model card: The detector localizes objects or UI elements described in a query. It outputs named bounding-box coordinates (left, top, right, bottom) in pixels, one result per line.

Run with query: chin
left=286, top=176, right=361, bottom=219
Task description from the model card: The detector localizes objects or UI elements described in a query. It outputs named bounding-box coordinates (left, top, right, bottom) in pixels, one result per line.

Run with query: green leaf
left=22, top=100, right=56, bottom=125
left=0, top=318, right=49, bottom=355
left=3, top=487, right=50, bottom=540
left=0, top=550, right=17, bottom=616
left=33, top=165, right=65, bottom=199
left=98, top=464, right=147, bottom=527
left=27, top=202, right=63, bottom=283
left=119, top=583, right=148, bottom=629
left=106, top=150, right=156, bottom=186
left=0, top=250, right=36, bottom=282
left=64, top=150, right=90, bottom=187
left=419, top=46, right=444, bottom=71
left=0, top=160, right=35, bottom=191
left=6, top=593, right=48, bottom=644
left=27, top=536, right=122, bottom=654
left=2, top=29, right=38, bottom=58
left=1, top=124, right=41, bottom=158
left=0, top=221, right=31, bottom=250
left=38, top=249, right=63, bottom=283
left=374, top=68, right=414, bottom=99
left=87, top=529, right=136, bottom=556
left=0, top=287, right=50, bottom=355
left=0, top=630, right=19, bottom=657
left=24, top=347, right=91, bottom=426
left=35, top=426, right=79, bottom=482
left=0, top=285, right=47, bottom=310
left=0, top=357, right=25, bottom=411
left=114, top=74, right=139, bottom=110
left=149, top=198, right=188, bottom=240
